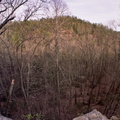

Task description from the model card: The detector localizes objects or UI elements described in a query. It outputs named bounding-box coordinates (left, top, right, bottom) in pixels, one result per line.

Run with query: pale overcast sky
left=64, top=0, right=120, bottom=31
left=17, top=0, right=120, bottom=31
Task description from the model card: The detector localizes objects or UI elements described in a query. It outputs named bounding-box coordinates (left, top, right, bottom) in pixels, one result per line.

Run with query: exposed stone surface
left=73, top=109, right=118, bottom=120
left=110, top=116, right=119, bottom=120
left=0, top=114, right=12, bottom=120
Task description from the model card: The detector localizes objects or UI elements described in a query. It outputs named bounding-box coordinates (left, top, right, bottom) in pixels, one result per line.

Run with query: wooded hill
left=0, top=16, right=120, bottom=120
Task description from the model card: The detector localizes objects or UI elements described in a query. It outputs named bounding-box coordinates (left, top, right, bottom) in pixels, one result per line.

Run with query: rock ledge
left=73, top=109, right=119, bottom=120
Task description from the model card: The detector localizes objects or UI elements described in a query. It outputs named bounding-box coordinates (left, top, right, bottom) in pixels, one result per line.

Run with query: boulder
left=0, top=114, right=12, bottom=120
left=110, top=116, right=119, bottom=120
left=73, top=109, right=108, bottom=120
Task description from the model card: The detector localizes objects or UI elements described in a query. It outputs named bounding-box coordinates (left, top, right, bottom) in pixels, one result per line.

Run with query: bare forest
left=0, top=0, right=120, bottom=120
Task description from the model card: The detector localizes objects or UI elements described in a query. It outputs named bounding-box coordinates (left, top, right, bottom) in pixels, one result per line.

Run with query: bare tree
left=45, top=0, right=69, bottom=18
left=0, top=0, right=48, bottom=35
left=22, top=0, right=47, bottom=21
left=0, top=0, right=28, bottom=34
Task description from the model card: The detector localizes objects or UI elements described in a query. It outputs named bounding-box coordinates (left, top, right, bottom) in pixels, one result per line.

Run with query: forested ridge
left=0, top=16, right=120, bottom=120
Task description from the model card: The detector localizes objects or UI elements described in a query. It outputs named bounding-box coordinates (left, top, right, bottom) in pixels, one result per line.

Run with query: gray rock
left=73, top=109, right=108, bottom=120
left=110, top=116, right=119, bottom=120
left=0, top=114, right=13, bottom=120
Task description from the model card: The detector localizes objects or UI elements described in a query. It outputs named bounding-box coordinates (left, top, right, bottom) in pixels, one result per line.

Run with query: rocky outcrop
left=0, top=114, right=12, bottom=120
left=110, top=116, right=119, bottom=120
left=73, top=109, right=119, bottom=120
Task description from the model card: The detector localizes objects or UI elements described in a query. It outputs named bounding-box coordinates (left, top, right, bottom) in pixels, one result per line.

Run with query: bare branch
left=0, top=16, right=15, bottom=29
left=0, top=7, right=7, bottom=14
left=0, top=0, right=47, bottom=35
left=23, top=0, right=44, bottom=21
left=0, top=0, right=28, bottom=31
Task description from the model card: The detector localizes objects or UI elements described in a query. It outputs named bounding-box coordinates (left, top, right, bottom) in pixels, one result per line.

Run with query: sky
left=64, top=0, right=120, bottom=31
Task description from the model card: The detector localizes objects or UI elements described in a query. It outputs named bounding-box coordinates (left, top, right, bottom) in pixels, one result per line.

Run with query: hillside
left=0, top=16, right=120, bottom=120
